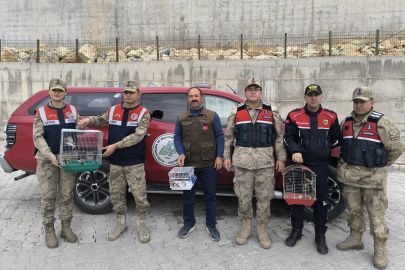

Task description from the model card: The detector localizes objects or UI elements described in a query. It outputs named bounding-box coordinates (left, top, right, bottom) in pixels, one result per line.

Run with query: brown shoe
left=236, top=219, right=251, bottom=245
left=137, top=212, right=150, bottom=243
left=374, top=238, right=388, bottom=269
left=44, top=224, right=58, bottom=249
left=108, top=214, right=127, bottom=241
left=60, top=220, right=78, bottom=243
left=257, top=222, right=271, bottom=249
left=337, top=229, right=364, bottom=251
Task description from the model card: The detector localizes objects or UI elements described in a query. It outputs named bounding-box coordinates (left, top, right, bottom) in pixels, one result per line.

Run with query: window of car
left=203, top=95, right=239, bottom=127
left=141, top=93, right=187, bottom=124
left=28, top=93, right=122, bottom=116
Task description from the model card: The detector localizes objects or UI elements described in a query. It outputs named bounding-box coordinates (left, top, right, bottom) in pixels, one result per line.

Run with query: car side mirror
left=152, top=110, right=163, bottom=120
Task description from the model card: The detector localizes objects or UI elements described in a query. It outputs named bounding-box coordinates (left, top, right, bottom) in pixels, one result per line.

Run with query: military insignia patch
left=367, top=125, right=372, bottom=130
left=202, top=115, right=208, bottom=120
left=264, top=110, right=268, bottom=115
left=323, top=120, right=328, bottom=125
left=389, top=130, right=400, bottom=140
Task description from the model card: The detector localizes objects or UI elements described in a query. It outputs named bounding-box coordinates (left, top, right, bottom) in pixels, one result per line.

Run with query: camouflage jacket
left=88, top=104, right=151, bottom=149
left=224, top=101, right=286, bottom=170
left=337, top=109, right=402, bottom=189
left=33, top=103, right=82, bottom=161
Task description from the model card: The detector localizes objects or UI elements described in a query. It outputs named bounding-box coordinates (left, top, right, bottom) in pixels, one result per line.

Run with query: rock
left=18, top=52, right=30, bottom=62
left=189, top=48, right=198, bottom=54
left=247, top=50, right=261, bottom=57
left=97, top=52, right=108, bottom=60
left=79, top=44, right=98, bottom=62
left=191, top=54, right=199, bottom=60
left=1, top=47, right=18, bottom=62
left=104, top=50, right=127, bottom=62
left=40, top=44, right=52, bottom=51
left=159, top=47, right=170, bottom=56
left=60, top=53, right=88, bottom=63
left=161, top=54, right=170, bottom=61
left=302, top=48, right=318, bottom=58
left=145, top=46, right=155, bottom=52
left=123, top=46, right=132, bottom=53
left=31, top=50, right=59, bottom=63
left=380, top=40, right=391, bottom=49
left=55, top=47, right=71, bottom=58
left=226, top=49, right=238, bottom=54
left=127, top=49, right=144, bottom=58
left=340, top=44, right=360, bottom=55
left=229, top=54, right=240, bottom=60
left=96, top=58, right=105, bottom=63
left=216, top=55, right=225, bottom=60
left=255, top=54, right=271, bottom=60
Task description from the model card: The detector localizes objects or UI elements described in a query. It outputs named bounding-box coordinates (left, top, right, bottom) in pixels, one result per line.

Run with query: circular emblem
left=131, top=113, right=139, bottom=121
left=65, top=112, right=73, bottom=118
left=152, top=134, right=179, bottom=167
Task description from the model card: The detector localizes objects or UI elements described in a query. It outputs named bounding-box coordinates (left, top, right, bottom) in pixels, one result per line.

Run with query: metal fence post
left=240, top=34, right=243, bottom=59
left=284, top=33, right=287, bottom=59
left=37, top=39, right=40, bottom=63
left=116, top=38, right=119, bottom=62
left=375, top=30, right=379, bottom=56
left=76, top=39, right=79, bottom=63
left=156, top=36, right=159, bottom=61
left=329, top=31, right=332, bottom=56
left=198, top=35, right=201, bottom=60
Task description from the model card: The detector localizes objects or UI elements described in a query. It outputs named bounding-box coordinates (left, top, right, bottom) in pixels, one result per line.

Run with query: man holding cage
left=223, top=78, right=286, bottom=249
left=336, top=87, right=402, bottom=269
left=283, top=84, right=341, bottom=255
left=78, top=81, right=151, bottom=243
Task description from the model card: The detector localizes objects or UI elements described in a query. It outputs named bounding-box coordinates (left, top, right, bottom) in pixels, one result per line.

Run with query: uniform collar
left=245, top=100, right=263, bottom=110
left=186, top=106, right=207, bottom=117
left=352, top=108, right=374, bottom=123
left=304, top=104, right=322, bottom=115
left=48, top=102, right=66, bottom=109
left=121, top=102, right=140, bottom=110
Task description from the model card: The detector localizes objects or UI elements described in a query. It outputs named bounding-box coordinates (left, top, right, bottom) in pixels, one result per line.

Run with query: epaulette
left=324, top=108, right=337, bottom=115
left=237, top=102, right=246, bottom=111
left=262, top=101, right=272, bottom=111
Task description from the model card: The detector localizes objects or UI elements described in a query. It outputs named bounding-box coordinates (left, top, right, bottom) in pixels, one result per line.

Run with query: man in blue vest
left=223, top=78, right=286, bottom=249
left=174, top=87, right=224, bottom=241
left=336, top=87, right=402, bottom=269
left=78, top=81, right=151, bottom=243
left=284, top=84, right=341, bottom=255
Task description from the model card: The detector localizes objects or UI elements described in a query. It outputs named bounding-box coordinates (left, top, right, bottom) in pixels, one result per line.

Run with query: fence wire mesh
left=1, top=31, right=405, bottom=63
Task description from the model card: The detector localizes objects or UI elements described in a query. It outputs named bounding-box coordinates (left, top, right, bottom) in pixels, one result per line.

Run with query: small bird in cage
left=77, top=158, right=85, bottom=165
left=61, top=158, right=69, bottom=166
left=171, top=182, right=180, bottom=188
left=64, top=136, right=76, bottom=148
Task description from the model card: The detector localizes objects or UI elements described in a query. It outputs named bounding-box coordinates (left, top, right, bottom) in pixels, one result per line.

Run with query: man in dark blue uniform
left=283, top=84, right=341, bottom=254
left=174, top=87, right=224, bottom=241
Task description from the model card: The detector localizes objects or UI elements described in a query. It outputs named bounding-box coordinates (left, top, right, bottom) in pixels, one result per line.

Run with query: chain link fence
left=1, top=31, right=404, bottom=63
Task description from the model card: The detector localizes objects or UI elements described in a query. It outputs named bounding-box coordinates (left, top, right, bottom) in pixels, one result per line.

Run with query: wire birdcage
left=282, top=164, right=316, bottom=206
left=168, top=167, right=197, bottom=190
left=59, top=129, right=103, bottom=173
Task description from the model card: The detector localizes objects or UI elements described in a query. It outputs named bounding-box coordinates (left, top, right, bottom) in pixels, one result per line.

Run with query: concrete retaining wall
left=1, top=56, right=405, bottom=145
left=1, top=0, right=405, bottom=40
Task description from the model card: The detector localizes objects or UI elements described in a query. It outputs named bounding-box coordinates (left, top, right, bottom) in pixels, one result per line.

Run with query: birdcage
left=282, top=164, right=316, bottom=206
left=59, top=129, right=103, bottom=173
left=168, top=167, right=197, bottom=190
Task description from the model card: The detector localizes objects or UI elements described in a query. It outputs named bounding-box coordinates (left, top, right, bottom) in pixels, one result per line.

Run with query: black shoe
left=206, top=224, right=221, bottom=241
left=315, top=231, right=329, bottom=255
left=285, top=229, right=302, bottom=247
left=178, top=225, right=195, bottom=238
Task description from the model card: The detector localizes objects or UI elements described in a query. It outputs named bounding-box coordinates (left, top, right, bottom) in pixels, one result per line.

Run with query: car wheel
left=304, top=166, right=346, bottom=221
left=73, top=160, right=113, bottom=214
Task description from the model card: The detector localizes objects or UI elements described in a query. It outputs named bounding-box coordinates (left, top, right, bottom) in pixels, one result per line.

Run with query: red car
left=1, top=86, right=345, bottom=219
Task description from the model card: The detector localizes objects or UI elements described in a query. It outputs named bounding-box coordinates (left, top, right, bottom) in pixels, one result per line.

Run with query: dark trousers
left=291, top=164, right=329, bottom=233
left=182, top=167, right=218, bottom=227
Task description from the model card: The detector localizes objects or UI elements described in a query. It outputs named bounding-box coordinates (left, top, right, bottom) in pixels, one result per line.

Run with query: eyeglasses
left=51, top=89, right=65, bottom=93
left=245, top=88, right=262, bottom=92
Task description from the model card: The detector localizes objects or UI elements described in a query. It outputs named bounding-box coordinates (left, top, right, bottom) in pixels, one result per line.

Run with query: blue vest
left=107, top=103, right=149, bottom=167
left=234, top=101, right=275, bottom=148
left=341, top=111, right=387, bottom=168
left=35, top=104, right=78, bottom=155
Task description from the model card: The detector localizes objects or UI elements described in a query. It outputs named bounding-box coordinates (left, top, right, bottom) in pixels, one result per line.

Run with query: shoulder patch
left=389, top=130, right=400, bottom=141
left=237, top=102, right=245, bottom=107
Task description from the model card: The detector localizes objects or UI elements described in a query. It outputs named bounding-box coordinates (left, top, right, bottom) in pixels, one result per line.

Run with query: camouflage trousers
left=36, top=156, right=76, bottom=225
left=233, top=166, right=275, bottom=223
left=343, top=184, right=389, bottom=239
left=110, top=164, right=150, bottom=215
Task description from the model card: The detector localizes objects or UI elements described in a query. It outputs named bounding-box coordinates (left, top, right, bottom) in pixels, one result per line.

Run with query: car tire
left=73, top=159, right=113, bottom=214
left=304, top=166, right=346, bottom=221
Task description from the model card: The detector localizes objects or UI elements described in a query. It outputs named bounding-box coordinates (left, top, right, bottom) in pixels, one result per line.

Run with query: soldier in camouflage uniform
left=336, top=87, right=402, bottom=269
left=224, top=78, right=286, bottom=249
left=78, top=81, right=151, bottom=243
left=33, top=79, right=81, bottom=248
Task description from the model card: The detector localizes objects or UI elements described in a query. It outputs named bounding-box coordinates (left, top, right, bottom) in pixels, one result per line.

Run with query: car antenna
left=226, top=84, right=237, bottom=94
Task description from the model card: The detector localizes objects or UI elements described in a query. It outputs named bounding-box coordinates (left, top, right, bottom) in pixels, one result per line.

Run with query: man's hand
left=214, top=157, right=223, bottom=171
left=177, top=154, right=185, bottom=166
left=77, top=118, right=91, bottom=129
left=51, top=156, right=61, bottom=168
left=292, top=153, right=303, bottom=164
left=224, top=159, right=232, bottom=172
left=102, top=144, right=118, bottom=157
left=275, top=160, right=285, bottom=172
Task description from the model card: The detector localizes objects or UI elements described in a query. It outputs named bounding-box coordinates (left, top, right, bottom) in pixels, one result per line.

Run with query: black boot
left=315, top=231, right=329, bottom=255
left=285, top=229, right=302, bottom=247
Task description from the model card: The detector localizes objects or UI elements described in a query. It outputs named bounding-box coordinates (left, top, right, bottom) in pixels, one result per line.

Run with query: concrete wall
left=1, top=0, right=405, bottom=40
left=1, top=56, right=405, bottom=145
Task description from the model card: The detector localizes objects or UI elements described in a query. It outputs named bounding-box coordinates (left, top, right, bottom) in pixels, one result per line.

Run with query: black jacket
left=284, top=104, right=341, bottom=166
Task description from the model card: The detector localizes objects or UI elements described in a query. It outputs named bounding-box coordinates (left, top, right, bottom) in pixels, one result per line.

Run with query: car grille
left=4, top=124, right=17, bottom=152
